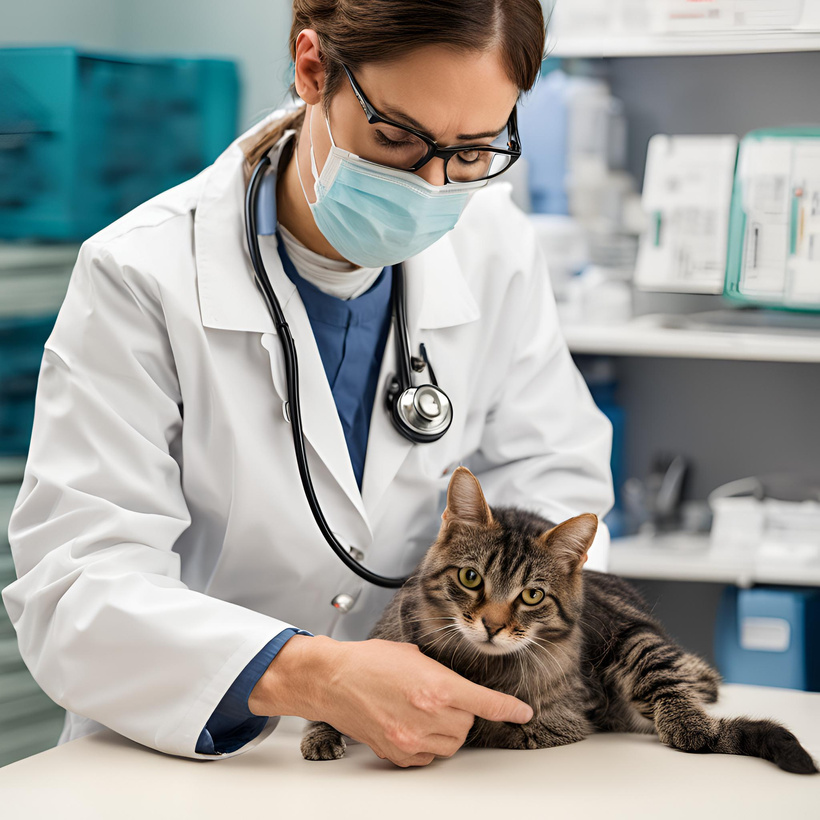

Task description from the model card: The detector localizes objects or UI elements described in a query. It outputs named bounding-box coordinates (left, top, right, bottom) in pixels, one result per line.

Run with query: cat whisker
left=524, top=644, right=562, bottom=690
left=417, top=623, right=463, bottom=640
left=428, top=625, right=464, bottom=657
left=523, top=638, right=569, bottom=689
left=421, top=624, right=462, bottom=645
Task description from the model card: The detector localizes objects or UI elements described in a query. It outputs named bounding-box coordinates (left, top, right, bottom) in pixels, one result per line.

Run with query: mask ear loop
left=295, top=103, right=338, bottom=206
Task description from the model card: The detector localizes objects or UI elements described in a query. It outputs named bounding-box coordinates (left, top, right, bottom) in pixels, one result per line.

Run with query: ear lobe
left=442, top=466, right=494, bottom=528
left=541, top=513, right=598, bottom=571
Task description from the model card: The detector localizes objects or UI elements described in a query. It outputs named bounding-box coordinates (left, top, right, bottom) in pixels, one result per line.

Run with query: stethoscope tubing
left=244, top=154, right=410, bottom=588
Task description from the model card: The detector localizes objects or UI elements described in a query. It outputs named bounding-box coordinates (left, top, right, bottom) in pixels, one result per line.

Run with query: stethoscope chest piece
left=390, top=383, right=452, bottom=443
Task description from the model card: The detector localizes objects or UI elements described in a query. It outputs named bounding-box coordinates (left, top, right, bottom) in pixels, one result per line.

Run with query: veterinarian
left=2, top=0, right=614, bottom=768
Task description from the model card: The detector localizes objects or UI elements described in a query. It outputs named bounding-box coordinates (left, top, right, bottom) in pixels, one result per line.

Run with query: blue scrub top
left=274, top=231, right=393, bottom=490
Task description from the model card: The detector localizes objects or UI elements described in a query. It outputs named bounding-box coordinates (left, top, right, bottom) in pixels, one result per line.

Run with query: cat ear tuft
left=442, top=467, right=494, bottom=528
left=541, top=513, right=598, bottom=571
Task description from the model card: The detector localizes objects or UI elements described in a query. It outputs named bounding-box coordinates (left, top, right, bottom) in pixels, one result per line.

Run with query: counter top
left=1, top=684, right=818, bottom=819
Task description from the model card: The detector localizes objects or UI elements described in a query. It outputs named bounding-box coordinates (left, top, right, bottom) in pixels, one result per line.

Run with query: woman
left=2, top=0, right=613, bottom=768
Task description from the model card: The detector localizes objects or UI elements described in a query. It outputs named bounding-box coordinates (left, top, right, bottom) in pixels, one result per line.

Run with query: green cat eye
left=521, top=588, right=545, bottom=606
left=458, top=567, right=483, bottom=589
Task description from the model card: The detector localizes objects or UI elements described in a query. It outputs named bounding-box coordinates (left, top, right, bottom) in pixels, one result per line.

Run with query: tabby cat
left=301, top=467, right=818, bottom=774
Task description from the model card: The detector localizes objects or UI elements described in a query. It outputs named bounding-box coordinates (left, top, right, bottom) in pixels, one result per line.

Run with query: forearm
left=248, top=633, right=341, bottom=721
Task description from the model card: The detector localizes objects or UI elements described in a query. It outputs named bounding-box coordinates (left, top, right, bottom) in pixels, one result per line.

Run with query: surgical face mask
left=295, top=106, right=488, bottom=268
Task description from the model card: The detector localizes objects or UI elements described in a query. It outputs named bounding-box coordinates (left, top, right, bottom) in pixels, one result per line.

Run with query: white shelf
left=561, top=314, right=820, bottom=362
left=609, top=531, right=820, bottom=587
left=550, top=31, right=820, bottom=58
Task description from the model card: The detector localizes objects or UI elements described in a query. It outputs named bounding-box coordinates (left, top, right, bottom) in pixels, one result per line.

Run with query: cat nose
left=482, top=618, right=504, bottom=639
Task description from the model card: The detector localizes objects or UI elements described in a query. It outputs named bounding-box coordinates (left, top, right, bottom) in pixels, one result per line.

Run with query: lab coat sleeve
left=1, top=239, right=303, bottom=760
left=464, top=213, right=615, bottom=572
left=197, top=627, right=312, bottom=755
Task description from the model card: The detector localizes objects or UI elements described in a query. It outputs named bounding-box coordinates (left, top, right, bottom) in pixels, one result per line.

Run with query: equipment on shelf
left=709, top=473, right=820, bottom=563
left=635, top=134, right=738, bottom=295
left=726, top=128, right=820, bottom=311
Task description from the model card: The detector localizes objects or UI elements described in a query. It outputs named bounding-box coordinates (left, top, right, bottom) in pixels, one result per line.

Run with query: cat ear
left=441, top=467, right=494, bottom=528
left=540, top=513, right=598, bottom=571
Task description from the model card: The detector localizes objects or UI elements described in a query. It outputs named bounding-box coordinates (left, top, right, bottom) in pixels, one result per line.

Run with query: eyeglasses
left=340, top=63, right=521, bottom=184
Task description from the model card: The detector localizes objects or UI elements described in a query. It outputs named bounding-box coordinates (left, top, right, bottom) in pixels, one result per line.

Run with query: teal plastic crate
left=0, top=47, right=239, bottom=241
left=0, top=314, right=58, bottom=455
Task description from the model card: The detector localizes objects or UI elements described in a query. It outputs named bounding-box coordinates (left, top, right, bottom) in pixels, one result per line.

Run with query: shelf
left=550, top=31, right=820, bottom=59
left=609, top=531, right=820, bottom=587
left=561, top=314, right=820, bottom=362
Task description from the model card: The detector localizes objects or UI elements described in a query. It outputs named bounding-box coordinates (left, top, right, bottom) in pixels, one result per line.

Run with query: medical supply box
left=725, top=128, right=820, bottom=311
left=0, top=47, right=239, bottom=241
left=714, top=586, right=820, bottom=692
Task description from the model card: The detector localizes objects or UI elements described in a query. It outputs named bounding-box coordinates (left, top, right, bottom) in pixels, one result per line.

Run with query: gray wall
left=609, top=51, right=820, bottom=187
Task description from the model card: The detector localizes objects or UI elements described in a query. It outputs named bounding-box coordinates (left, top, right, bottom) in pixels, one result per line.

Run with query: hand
left=249, top=635, right=533, bottom=767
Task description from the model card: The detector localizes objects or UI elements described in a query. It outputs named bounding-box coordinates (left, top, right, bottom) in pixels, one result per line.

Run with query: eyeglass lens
left=366, top=121, right=515, bottom=182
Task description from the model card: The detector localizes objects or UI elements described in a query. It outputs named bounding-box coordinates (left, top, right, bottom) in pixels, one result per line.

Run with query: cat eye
left=520, top=588, right=545, bottom=606
left=458, top=567, right=483, bottom=589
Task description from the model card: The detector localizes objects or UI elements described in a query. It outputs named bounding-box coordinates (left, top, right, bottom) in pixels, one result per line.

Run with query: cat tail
left=710, top=716, right=818, bottom=774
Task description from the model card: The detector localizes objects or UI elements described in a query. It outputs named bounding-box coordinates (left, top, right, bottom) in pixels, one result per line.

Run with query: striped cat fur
left=301, top=467, right=817, bottom=774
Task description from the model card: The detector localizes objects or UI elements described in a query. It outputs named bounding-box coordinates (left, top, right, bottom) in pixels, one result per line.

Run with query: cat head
left=415, top=466, right=597, bottom=657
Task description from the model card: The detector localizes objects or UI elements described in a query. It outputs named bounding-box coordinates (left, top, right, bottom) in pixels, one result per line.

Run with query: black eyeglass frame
left=340, top=63, right=522, bottom=184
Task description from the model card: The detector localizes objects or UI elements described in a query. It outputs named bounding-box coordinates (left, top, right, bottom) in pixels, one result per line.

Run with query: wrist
left=248, top=633, right=340, bottom=720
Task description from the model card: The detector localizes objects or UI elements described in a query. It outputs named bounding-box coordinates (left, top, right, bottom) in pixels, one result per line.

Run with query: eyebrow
left=379, top=102, right=507, bottom=143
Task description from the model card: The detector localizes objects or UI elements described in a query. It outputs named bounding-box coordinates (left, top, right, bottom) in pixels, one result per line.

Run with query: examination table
left=1, top=684, right=818, bottom=819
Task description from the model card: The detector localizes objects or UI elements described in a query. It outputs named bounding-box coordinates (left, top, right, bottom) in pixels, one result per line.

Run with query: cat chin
left=462, top=633, right=523, bottom=656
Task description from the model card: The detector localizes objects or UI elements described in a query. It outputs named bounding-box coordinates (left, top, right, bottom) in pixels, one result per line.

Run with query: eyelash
left=374, top=129, right=415, bottom=150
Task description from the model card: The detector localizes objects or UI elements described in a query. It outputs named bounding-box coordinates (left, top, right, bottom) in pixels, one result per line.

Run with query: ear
left=540, top=514, right=598, bottom=572
left=293, top=29, right=325, bottom=105
left=441, top=467, right=494, bottom=528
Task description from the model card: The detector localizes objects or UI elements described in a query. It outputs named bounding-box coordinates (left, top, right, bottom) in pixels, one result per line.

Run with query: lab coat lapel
left=360, top=233, right=481, bottom=519
left=194, top=137, right=372, bottom=543
left=257, top=234, right=372, bottom=537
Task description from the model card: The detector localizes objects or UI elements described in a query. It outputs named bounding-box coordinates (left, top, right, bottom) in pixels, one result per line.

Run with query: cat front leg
left=300, top=720, right=347, bottom=760
left=467, top=707, right=590, bottom=750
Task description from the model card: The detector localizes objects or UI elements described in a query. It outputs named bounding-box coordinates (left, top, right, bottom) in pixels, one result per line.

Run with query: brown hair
left=241, top=0, right=546, bottom=169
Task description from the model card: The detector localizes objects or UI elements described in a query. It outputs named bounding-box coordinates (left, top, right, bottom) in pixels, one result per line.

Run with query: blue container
left=0, top=314, right=57, bottom=456
left=0, top=47, right=239, bottom=241
left=517, top=67, right=570, bottom=215
left=714, top=586, right=820, bottom=691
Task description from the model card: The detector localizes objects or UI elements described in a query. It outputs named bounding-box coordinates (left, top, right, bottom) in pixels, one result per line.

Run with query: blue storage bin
left=0, top=314, right=57, bottom=456
left=0, top=47, right=239, bottom=241
left=714, top=586, right=820, bottom=692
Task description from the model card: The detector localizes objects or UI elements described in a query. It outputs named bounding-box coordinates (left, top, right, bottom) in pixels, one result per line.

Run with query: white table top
left=1, top=684, right=818, bottom=819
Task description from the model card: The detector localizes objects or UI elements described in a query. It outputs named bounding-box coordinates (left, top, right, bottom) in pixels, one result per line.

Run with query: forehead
left=353, top=45, right=518, bottom=142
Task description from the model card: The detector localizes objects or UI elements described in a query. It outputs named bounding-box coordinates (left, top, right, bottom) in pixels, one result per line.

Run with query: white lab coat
left=1, top=109, right=614, bottom=761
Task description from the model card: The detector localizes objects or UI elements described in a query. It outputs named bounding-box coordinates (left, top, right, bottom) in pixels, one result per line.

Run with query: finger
left=394, top=752, right=436, bottom=768
left=448, top=678, right=533, bottom=724
left=413, top=732, right=464, bottom=759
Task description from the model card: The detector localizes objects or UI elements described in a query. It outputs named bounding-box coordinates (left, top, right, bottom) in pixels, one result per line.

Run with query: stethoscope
left=244, top=146, right=452, bottom=589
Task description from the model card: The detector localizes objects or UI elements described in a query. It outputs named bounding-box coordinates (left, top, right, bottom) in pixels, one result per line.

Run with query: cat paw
left=656, top=714, right=716, bottom=753
left=301, top=727, right=347, bottom=761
